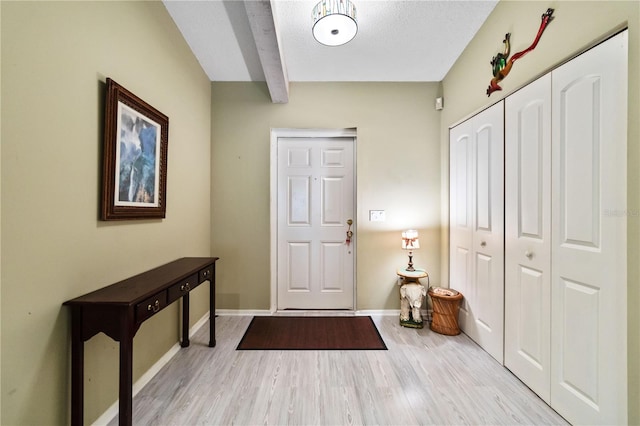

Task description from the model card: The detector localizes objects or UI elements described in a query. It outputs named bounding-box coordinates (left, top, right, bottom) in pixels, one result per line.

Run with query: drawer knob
left=203, top=270, right=210, bottom=277
left=147, top=300, right=160, bottom=313
left=181, top=282, right=191, bottom=292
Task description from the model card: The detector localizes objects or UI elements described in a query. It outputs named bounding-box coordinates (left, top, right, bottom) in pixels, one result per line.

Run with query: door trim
left=270, top=128, right=357, bottom=313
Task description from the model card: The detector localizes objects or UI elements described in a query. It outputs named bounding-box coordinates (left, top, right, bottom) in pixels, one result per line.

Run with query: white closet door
left=471, top=102, right=504, bottom=363
left=504, top=74, right=552, bottom=402
left=449, top=120, right=473, bottom=331
left=551, top=30, right=627, bottom=425
left=450, top=102, right=504, bottom=363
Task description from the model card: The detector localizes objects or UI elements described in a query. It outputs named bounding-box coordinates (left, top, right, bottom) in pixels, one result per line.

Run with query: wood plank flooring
left=108, top=315, right=568, bottom=425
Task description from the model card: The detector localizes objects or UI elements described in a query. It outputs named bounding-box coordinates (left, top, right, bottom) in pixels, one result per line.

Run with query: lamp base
left=406, top=251, right=415, bottom=271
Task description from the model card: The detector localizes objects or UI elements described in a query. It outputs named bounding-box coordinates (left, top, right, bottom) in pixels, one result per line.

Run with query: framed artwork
left=101, top=78, right=169, bottom=220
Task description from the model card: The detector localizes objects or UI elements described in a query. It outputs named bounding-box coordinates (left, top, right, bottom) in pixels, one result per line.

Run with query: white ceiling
left=163, top=0, right=497, bottom=84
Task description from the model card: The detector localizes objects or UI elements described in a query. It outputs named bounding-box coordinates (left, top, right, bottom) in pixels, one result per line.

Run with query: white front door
left=276, top=136, right=355, bottom=310
left=504, top=73, right=552, bottom=402
left=550, top=30, right=627, bottom=425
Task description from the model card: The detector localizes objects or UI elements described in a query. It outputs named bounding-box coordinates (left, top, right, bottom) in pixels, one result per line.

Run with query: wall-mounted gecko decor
left=486, top=8, right=555, bottom=96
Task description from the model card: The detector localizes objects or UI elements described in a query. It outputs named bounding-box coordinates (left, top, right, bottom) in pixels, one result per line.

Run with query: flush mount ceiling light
left=312, top=0, right=358, bottom=47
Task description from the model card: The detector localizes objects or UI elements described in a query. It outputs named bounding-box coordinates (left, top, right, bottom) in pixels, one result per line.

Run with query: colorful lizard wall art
left=486, top=8, right=555, bottom=96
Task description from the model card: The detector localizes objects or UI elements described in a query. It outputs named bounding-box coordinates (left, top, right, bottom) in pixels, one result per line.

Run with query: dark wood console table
left=63, top=257, right=219, bottom=426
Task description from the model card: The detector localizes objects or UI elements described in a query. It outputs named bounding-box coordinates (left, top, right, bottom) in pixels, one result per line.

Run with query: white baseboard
left=216, top=309, right=402, bottom=317
left=360, top=309, right=432, bottom=321
left=356, top=309, right=401, bottom=316
left=215, top=309, right=272, bottom=316
left=91, top=312, right=211, bottom=426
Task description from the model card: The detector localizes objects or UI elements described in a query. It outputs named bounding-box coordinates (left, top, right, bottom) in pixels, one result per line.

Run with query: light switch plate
left=369, top=210, right=386, bottom=222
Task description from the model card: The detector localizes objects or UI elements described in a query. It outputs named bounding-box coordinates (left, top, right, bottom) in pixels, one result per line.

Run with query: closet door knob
left=525, top=251, right=533, bottom=259
left=480, top=241, right=487, bottom=247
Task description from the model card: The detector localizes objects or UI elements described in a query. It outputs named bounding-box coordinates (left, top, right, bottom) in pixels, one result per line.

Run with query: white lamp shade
left=312, top=0, right=358, bottom=46
left=402, top=238, right=420, bottom=250
left=401, top=230, right=420, bottom=249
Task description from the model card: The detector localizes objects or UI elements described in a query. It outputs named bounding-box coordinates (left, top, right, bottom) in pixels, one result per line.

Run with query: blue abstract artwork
left=115, top=103, right=160, bottom=206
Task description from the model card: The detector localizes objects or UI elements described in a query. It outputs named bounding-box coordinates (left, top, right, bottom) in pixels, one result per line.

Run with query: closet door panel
left=560, top=77, right=601, bottom=246
left=450, top=102, right=504, bottom=364
left=471, top=103, right=504, bottom=363
left=475, top=127, right=491, bottom=231
left=449, top=102, right=504, bottom=363
left=505, top=74, right=552, bottom=402
left=517, top=266, right=544, bottom=357
left=474, top=252, right=494, bottom=330
left=449, top=122, right=474, bottom=331
left=551, top=30, right=627, bottom=425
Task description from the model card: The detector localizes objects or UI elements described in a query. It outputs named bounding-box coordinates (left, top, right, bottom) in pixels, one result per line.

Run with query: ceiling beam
left=244, top=0, right=289, bottom=104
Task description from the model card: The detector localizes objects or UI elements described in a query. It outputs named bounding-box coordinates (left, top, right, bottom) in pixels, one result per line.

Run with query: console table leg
left=209, top=279, right=216, bottom=347
left=70, top=308, right=84, bottom=426
left=119, top=338, right=133, bottom=426
left=181, top=293, right=190, bottom=347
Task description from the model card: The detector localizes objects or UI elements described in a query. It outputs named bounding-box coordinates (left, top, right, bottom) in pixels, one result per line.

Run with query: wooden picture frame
left=101, top=78, right=169, bottom=220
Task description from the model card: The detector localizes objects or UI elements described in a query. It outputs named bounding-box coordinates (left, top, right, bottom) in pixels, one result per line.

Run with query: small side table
left=396, top=268, right=429, bottom=328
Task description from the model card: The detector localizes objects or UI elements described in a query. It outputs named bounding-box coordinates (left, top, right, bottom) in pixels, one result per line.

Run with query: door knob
left=346, top=219, right=353, bottom=245
left=525, top=251, right=533, bottom=259
left=480, top=241, right=487, bottom=247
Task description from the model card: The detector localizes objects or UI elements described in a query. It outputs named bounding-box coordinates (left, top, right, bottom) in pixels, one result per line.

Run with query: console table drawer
left=136, top=292, right=168, bottom=323
left=199, top=265, right=214, bottom=282
left=167, top=273, right=199, bottom=304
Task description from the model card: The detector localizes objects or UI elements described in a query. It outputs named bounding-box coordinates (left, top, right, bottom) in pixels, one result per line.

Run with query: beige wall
left=211, top=82, right=442, bottom=311
left=1, top=2, right=212, bottom=424
left=440, top=1, right=639, bottom=422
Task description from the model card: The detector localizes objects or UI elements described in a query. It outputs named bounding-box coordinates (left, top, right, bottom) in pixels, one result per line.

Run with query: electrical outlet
left=369, top=210, right=385, bottom=222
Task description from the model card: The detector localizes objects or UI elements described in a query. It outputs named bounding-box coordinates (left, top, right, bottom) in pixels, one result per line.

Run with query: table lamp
left=401, top=230, right=420, bottom=271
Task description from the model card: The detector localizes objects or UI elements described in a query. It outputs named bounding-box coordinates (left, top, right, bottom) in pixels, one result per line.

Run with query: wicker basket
left=428, top=288, right=463, bottom=335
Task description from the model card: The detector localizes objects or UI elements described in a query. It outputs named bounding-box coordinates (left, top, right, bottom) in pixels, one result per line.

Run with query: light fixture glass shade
left=401, top=230, right=420, bottom=249
left=312, top=0, right=358, bottom=46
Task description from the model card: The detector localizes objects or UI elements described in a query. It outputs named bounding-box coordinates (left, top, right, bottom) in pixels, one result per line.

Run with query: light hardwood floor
left=108, top=315, right=568, bottom=425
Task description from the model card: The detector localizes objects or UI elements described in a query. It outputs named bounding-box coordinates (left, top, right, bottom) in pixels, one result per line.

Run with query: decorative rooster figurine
left=487, top=8, right=555, bottom=96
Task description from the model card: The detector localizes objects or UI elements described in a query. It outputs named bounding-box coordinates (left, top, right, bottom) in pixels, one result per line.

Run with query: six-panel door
left=277, top=137, right=355, bottom=310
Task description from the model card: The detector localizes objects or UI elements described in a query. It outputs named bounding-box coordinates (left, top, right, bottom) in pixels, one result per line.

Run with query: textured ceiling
left=163, top=0, right=498, bottom=82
